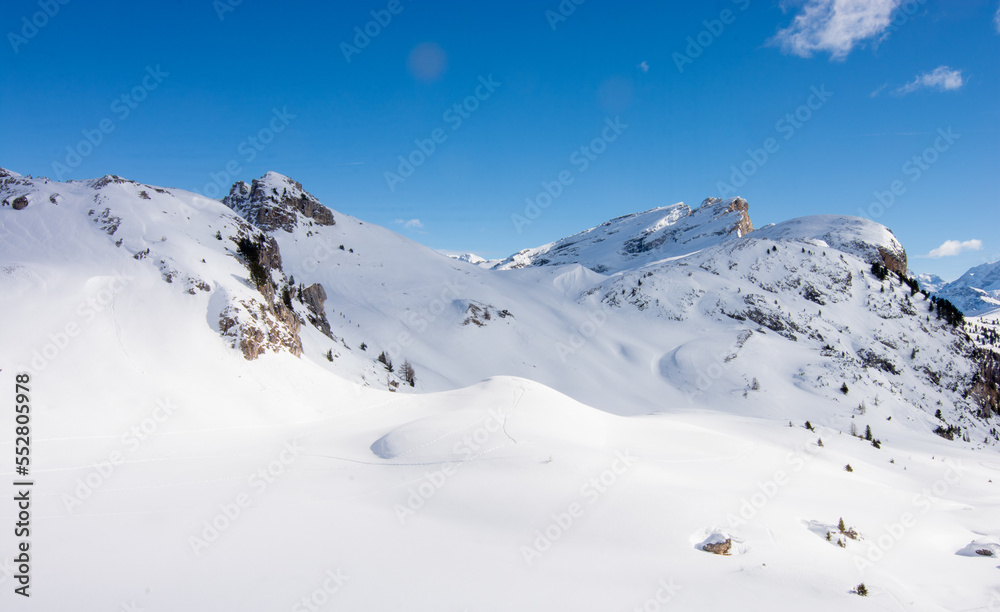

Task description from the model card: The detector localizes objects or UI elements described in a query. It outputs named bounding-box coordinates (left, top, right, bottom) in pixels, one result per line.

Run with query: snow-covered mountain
left=915, top=272, right=947, bottom=294
left=2, top=167, right=999, bottom=611
left=442, top=251, right=492, bottom=266
left=492, top=197, right=754, bottom=274
left=934, top=261, right=1000, bottom=316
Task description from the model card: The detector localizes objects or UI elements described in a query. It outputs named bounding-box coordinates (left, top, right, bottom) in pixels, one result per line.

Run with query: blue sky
left=2, top=0, right=998, bottom=280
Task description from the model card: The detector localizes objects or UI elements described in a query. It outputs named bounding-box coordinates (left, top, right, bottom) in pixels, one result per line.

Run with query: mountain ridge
left=934, top=260, right=1000, bottom=316
left=2, top=166, right=992, bottom=434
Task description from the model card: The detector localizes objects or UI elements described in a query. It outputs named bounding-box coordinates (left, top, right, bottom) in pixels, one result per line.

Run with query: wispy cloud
left=927, top=239, right=982, bottom=258
left=895, top=66, right=964, bottom=95
left=994, top=2, right=1000, bottom=33
left=394, top=218, right=424, bottom=229
left=869, top=82, right=889, bottom=98
left=638, top=61, right=650, bottom=73
left=771, top=0, right=901, bottom=59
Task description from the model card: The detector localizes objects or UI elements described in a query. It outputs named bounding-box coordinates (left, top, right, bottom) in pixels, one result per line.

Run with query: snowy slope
left=1, top=167, right=999, bottom=611
left=935, top=261, right=1000, bottom=316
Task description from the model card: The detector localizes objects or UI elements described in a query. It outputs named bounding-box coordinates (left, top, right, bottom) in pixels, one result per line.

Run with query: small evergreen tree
left=236, top=234, right=269, bottom=289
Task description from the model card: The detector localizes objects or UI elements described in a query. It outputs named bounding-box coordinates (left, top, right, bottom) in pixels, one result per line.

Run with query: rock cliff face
left=879, top=245, right=908, bottom=277
left=300, top=283, right=333, bottom=339
left=213, top=172, right=341, bottom=358
left=719, top=196, right=754, bottom=237
left=223, top=171, right=335, bottom=232
left=221, top=230, right=304, bottom=360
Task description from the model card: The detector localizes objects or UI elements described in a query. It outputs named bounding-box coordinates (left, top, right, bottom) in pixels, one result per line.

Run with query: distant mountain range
left=931, top=261, right=1000, bottom=317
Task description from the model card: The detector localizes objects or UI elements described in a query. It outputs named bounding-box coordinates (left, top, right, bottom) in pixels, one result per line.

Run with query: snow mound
left=956, top=536, right=1000, bottom=558
left=370, top=378, right=612, bottom=462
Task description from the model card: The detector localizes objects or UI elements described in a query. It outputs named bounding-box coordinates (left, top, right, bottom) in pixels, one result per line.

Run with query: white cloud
left=895, top=66, right=964, bottom=94
left=771, top=0, right=901, bottom=59
left=394, top=218, right=424, bottom=229
left=927, top=239, right=982, bottom=258
left=638, top=61, right=649, bottom=73
left=869, top=82, right=889, bottom=97
left=995, top=2, right=1000, bottom=33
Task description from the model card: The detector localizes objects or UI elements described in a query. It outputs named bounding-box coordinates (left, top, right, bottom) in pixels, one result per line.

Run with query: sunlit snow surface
left=1, top=169, right=998, bottom=611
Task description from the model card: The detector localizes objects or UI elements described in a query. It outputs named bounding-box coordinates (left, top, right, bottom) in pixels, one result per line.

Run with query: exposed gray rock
left=300, top=283, right=333, bottom=338
left=223, top=172, right=335, bottom=232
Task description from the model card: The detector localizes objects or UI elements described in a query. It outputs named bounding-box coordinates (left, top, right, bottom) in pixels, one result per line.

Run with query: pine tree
left=378, top=351, right=394, bottom=372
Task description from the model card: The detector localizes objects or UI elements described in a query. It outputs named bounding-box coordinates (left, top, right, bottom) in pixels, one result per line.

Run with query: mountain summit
left=494, top=196, right=754, bottom=274
left=222, top=171, right=335, bottom=232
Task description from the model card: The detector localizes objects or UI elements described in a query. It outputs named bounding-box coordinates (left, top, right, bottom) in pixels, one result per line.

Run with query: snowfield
left=1, top=168, right=999, bottom=611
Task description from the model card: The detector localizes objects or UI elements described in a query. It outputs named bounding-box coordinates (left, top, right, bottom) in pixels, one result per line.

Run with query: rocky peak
left=223, top=172, right=335, bottom=232
left=494, top=196, right=756, bottom=274
left=89, top=175, right=137, bottom=189
left=701, top=196, right=754, bottom=237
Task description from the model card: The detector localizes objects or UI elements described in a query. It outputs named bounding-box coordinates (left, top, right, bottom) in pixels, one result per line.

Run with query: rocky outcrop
left=219, top=299, right=302, bottom=360
left=703, top=196, right=754, bottom=237
left=300, top=283, right=333, bottom=338
left=11, top=195, right=28, bottom=210
left=879, top=246, right=907, bottom=276
left=221, top=229, right=304, bottom=359
left=223, top=172, right=335, bottom=232
left=726, top=197, right=754, bottom=236
left=90, top=175, right=136, bottom=189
